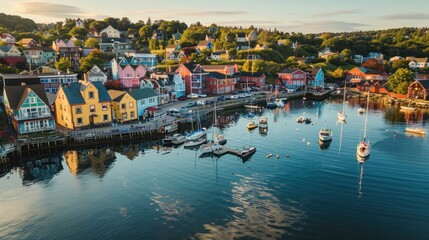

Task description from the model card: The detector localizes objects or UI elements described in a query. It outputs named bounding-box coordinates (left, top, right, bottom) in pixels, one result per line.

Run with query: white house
left=100, top=25, right=122, bottom=38
left=85, top=65, right=108, bottom=83
left=407, top=57, right=428, bottom=69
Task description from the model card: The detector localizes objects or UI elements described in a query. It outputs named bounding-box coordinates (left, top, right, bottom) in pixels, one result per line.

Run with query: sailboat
left=337, top=80, right=347, bottom=122
left=356, top=90, right=371, bottom=160
left=244, top=92, right=259, bottom=109
left=185, top=109, right=206, bottom=141
left=200, top=103, right=224, bottom=154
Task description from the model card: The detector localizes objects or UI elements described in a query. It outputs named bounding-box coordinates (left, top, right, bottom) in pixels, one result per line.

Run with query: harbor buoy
left=307, top=142, right=311, bottom=145
left=286, top=154, right=289, bottom=158
left=276, top=154, right=279, bottom=159
left=267, top=154, right=273, bottom=158
left=302, top=138, right=306, bottom=142
left=296, top=128, right=299, bottom=131
left=394, top=134, right=396, bottom=138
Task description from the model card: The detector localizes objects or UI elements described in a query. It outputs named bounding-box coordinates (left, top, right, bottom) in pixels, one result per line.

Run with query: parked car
left=187, top=93, right=199, bottom=99
left=178, top=96, right=188, bottom=101
left=186, top=102, right=197, bottom=107
left=198, top=93, right=207, bottom=98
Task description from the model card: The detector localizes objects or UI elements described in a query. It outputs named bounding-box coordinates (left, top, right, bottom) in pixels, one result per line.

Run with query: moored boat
left=247, top=121, right=258, bottom=130
left=171, top=134, right=186, bottom=145
left=319, top=128, right=333, bottom=142
left=405, top=127, right=426, bottom=135
left=241, top=146, right=256, bottom=159
left=400, top=106, right=416, bottom=111
left=164, top=122, right=179, bottom=133
left=184, top=137, right=207, bottom=148
left=358, top=107, right=365, bottom=114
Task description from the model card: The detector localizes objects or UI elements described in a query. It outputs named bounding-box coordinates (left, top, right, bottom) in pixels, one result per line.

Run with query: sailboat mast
left=363, top=91, right=370, bottom=140
left=342, top=79, right=347, bottom=113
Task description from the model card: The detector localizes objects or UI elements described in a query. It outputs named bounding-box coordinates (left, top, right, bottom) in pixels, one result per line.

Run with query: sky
left=3, top=0, right=429, bottom=33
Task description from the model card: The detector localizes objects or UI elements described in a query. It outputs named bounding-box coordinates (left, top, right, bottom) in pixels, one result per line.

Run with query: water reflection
left=357, top=164, right=365, bottom=198
left=23, top=155, right=63, bottom=185
left=195, top=175, right=305, bottom=240
left=64, top=148, right=116, bottom=177
left=151, top=191, right=193, bottom=222
left=318, top=139, right=331, bottom=150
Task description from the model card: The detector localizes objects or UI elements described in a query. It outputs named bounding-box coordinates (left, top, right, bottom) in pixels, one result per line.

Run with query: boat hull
left=356, top=141, right=371, bottom=158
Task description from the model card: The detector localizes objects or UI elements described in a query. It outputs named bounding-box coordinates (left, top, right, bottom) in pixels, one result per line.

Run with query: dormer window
left=89, top=91, right=95, bottom=99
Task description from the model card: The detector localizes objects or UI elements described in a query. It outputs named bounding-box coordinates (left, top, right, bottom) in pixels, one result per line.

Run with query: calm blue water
left=1, top=99, right=429, bottom=240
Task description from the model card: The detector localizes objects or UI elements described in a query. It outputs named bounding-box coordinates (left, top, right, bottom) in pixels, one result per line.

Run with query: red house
left=233, top=72, right=266, bottom=90
left=175, top=63, right=209, bottom=95
left=277, top=69, right=307, bottom=86
left=346, top=67, right=387, bottom=83
left=206, top=72, right=236, bottom=94
left=407, top=80, right=429, bottom=100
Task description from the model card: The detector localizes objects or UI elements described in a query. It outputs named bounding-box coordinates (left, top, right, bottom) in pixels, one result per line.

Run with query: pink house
left=111, top=57, right=147, bottom=88
left=277, top=68, right=307, bottom=86
left=52, top=39, right=75, bottom=52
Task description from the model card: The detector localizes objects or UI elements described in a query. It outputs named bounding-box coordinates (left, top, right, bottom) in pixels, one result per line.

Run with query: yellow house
left=55, top=80, right=112, bottom=129
left=108, top=90, right=138, bottom=123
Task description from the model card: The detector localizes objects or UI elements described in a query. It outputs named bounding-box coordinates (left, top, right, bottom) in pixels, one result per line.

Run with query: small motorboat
left=241, top=146, right=256, bottom=159
left=184, top=137, right=207, bottom=148
left=164, top=122, right=179, bottom=133
left=296, top=116, right=311, bottom=124
left=400, top=105, right=416, bottom=111
left=215, top=133, right=227, bottom=145
left=247, top=121, right=258, bottom=130
left=405, top=127, right=426, bottom=135
left=259, top=116, right=268, bottom=127
left=162, top=133, right=183, bottom=145
left=319, top=128, right=333, bottom=142
left=171, top=134, right=186, bottom=145
left=358, top=107, right=365, bottom=114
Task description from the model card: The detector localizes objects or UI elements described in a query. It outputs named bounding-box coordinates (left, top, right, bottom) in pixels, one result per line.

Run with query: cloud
left=15, top=2, right=84, bottom=18
left=280, top=20, right=370, bottom=33
left=378, top=13, right=429, bottom=20
left=314, top=9, right=362, bottom=17
left=126, top=9, right=247, bottom=17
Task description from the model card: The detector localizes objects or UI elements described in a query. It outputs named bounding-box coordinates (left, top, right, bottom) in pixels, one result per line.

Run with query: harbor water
left=1, top=98, right=428, bottom=240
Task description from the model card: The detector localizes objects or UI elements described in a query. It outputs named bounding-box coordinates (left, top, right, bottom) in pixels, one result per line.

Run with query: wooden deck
left=213, top=147, right=246, bottom=157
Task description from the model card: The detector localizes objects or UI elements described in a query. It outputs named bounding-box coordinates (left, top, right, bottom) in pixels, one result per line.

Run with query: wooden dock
left=213, top=147, right=243, bottom=157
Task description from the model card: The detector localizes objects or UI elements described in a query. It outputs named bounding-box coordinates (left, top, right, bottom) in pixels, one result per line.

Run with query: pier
left=213, top=147, right=244, bottom=157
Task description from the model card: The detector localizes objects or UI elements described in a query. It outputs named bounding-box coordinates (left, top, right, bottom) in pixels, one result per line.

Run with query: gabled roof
left=236, top=32, right=246, bottom=38
left=180, top=63, right=206, bottom=74
left=129, top=88, right=158, bottom=100
left=304, top=68, right=321, bottom=76
left=417, top=79, right=429, bottom=89
left=279, top=68, right=301, bottom=74
left=63, top=81, right=110, bottom=105
left=24, top=46, right=55, bottom=52
left=356, top=67, right=369, bottom=74
left=233, top=72, right=265, bottom=77
left=208, top=72, right=230, bottom=79
left=108, top=90, right=127, bottom=102
left=5, top=84, right=48, bottom=109
left=197, top=40, right=211, bottom=48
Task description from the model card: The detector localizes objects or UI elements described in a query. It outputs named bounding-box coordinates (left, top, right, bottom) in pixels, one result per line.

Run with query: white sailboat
left=356, top=91, right=371, bottom=160
left=200, top=103, right=223, bottom=154
left=337, top=80, right=347, bottom=122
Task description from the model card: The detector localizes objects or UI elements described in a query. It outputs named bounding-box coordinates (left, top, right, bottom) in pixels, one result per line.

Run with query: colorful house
left=108, top=90, right=137, bottom=123
left=318, top=47, right=336, bottom=59
left=52, top=39, right=75, bottom=52
left=0, top=33, right=16, bottom=45
left=202, top=64, right=238, bottom=76
left=277, top=69, right=307, bottom=86
left=407, top=80, right=429, bottom=100
left=233, top=72, right=266, bottom=90
left=129, top=88, right=159, bottom=118
left=196, top=40, right=213, bottom=51
left=407, top=57, right=428, bottom=69
left=84, top=65, right=108, bottom=83
left=169, top=73, right=186, bottom=99
left=55, top=81, right=112, bottom=130
left=0, top=45, right=22, bottom=57
left=126, top=52, right=157, bottom=70
left=3, top=80, right=55, bottom=135
left=22, top=46, right=56, bottom=66
left=346, top=67, right=387, bottom=83
left=210, top=51, right=229, bottom=61
left=19, top=38, right=38, bottom=48
left=206, top=72, right=236, bottom=94
left=111, top=57, right=147, bottom=88
left=175, top=63, right=209, bottom=95
left=304, top=68, right=324, bottom=87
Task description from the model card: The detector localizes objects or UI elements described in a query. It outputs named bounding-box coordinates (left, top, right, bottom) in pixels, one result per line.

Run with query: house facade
left=108, top=90, right=137, bottom=123
left=0, top=33, right=16, bottom=45
left=318, top=47, right=336, bottom=59
left=169, top=73, right=186, bottom=99
left=19, top=38, right=38, bottom=48
left=126, top=52, right=157, bottom=70
left=58, top=47, right=81, bottom=71
left=84, top=65, right=108, bottom=83
left=196, top=40, right=213, bottom=51
left=175, top=63, right=209, bottom=95
left=76, top=18, right=84, bottom=28
left=52, top=39, right=75, bottom=52
left=39, top=72, right=79, bottom=93
left=22, top=46, right=56, bottom=66
left=0, top=45, right=22, bottom=57
left=55, top=81, right=112, bottom=130
left=206, top=72, right=236, bottom=94
left=129, top=88, right=159, bottom=118
left=100, top=25, right=122, bottom=38
left=346, top=67, right=387, bottom=83
left=277, top=69, right=307, bottom=86
left=407, top=80, right=429, bottom=100
left=233, top=72, right=266, bottom=90
left=304, top=68, right=324, bottom=87
left=407, top=57, right=428, bottom=69
left=111, top=57, right=147, bottom=88
left=3, top=81, right=55, bottom=135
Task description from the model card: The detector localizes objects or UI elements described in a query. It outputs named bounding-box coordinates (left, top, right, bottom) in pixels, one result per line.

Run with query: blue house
left=129, top=88, right=159, bottom=118
left=169, top=73, right=185, bottom=99
left=305, top=68, right=325, bottom=87
left=128, top=52, right=157, bottom=70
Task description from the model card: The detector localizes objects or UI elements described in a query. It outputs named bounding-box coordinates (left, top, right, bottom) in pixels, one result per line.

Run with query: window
left=77, top=117, right=82, bottom=125
left=131, top=111, right=135, bottom=118
left=89, top=91, right=95, bottom=99
left=90, top=105, right=95, bottom=112
left=76, top=106, right=82, bottom=114
left=102, top=103, right=108, bottom=111
left=129, top=102, right=133, bottom=108
left=121, top=103, right=126, bottom=109
left=103, top=114, right=109, bottom=121
left=29, top=97, right=36, bottom=103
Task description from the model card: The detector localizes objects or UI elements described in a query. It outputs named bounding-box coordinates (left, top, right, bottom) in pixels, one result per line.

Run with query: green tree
left=387, top=68, right=415, bottom=94
left=285, top=56, right=298, bottom=68
left=391, top=59, right=410, bottom=72
left=138, top=25, right=153, bottom=40
left=69, top=26, right=87, bottom=38
left=79, top=50, right=105, bottom=72
left=84, top=38, right=100, bottom=48
left=327, top=54, right=342, bottom=66
left=55, top=57, right=72, bottom=72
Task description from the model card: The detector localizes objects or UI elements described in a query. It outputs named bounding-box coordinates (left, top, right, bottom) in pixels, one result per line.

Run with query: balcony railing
left=16, top=113, right=52, bottom=120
